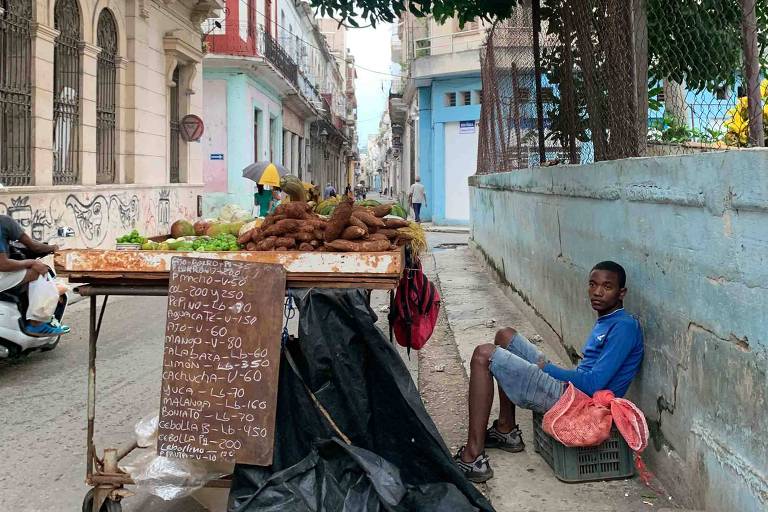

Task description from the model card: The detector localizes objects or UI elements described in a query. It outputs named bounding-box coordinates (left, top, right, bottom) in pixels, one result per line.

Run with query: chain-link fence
left=478, top=0, right=767, bottom=174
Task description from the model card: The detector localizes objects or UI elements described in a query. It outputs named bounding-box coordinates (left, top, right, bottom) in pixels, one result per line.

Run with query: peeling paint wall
left=469, top=150, right=768, bottom=511
left=0, top=185, right=202, bottom=249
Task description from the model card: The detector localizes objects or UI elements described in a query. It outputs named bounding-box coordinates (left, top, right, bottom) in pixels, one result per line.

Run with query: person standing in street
left=408, top=177, right=427, bottom=223
left=324, top=182, right=337, bottom=199
left=254, top=184, right=272, bottom=217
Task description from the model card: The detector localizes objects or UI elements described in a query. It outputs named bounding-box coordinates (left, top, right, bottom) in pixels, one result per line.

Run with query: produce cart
left=54, top=248, right=404, bottom=512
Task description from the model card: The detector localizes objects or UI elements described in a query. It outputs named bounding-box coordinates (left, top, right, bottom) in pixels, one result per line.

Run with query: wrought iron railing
left=0, top=0, right=33, bottom=186
left=262, top=29, right=298, bottom=88
left=96, top=10, right=118, bottom=184
left=53, top=0, right=82, bottom=185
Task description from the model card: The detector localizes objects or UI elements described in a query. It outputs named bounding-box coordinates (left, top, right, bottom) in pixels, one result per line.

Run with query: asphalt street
left=0, top=231, right=467, bottom=512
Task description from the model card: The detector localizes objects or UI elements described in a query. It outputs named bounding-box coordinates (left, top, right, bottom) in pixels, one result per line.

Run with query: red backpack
left=389, top=257, right=440, bottom=354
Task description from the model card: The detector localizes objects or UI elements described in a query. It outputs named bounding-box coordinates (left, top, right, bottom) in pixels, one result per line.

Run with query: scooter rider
left=0, top=215, right=70, bottom=336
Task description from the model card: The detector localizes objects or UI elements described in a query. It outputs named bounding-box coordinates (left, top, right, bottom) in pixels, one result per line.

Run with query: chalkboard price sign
left=158, top=257, right=286, bottom=466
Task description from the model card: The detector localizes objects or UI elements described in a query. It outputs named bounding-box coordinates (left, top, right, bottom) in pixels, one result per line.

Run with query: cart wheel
left=82, top=489, right=123, bottom=512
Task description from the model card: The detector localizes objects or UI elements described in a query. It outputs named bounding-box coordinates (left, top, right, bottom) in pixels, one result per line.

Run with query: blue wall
left=418, top=75, right=482, bottom=224
left=469, top=150, right=768, bottom=511
left=202, top=70, right=283, bottom=218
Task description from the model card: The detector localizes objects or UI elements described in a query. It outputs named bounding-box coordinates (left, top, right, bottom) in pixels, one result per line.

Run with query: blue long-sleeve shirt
left=543, top=308, right=644, bottom=397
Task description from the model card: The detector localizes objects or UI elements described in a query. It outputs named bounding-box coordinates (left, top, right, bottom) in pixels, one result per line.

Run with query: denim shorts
left=489, top=333, right=564, bottom=414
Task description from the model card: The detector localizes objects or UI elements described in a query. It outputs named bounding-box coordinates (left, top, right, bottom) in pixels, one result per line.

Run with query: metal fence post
left=532, top=0, right=546, bottom=164
left=741, top=0, right=763, bottom=146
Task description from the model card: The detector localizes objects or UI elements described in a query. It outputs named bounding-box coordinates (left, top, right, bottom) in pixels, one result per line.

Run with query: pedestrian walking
left=324, top=183, right=337, bottom=199
left=408, top=177, right=427, bottom=223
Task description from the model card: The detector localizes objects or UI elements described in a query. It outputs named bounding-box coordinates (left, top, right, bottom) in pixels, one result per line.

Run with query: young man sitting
left=454, top=261, right=644, bottom=482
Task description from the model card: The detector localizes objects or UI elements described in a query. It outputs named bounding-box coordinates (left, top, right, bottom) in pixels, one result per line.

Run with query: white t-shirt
left=409, top=182, right=426, bottom=204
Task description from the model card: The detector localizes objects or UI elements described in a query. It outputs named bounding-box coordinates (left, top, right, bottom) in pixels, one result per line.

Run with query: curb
left=422, top=226, right=470, bottom=234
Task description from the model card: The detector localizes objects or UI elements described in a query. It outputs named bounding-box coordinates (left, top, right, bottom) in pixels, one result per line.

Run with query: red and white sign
left=180, top=114, right=205, bottom=142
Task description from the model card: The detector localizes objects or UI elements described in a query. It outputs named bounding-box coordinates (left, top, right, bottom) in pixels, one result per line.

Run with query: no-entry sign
left=180, top=114, right=205, bottom=142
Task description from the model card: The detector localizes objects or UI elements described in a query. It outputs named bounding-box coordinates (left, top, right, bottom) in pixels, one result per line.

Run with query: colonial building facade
left=0, top=0, right=221, bottom=247
left=201, top=1, right=357, bottom=215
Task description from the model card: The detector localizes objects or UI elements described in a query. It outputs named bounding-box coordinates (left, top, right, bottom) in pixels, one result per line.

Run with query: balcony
left=261, top=30, right=298, bottom=89
left=413, top=29, right=486, bottom=57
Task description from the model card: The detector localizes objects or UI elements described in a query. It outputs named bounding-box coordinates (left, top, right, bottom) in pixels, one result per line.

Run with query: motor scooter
left=0, top=228, right=75, bottom=359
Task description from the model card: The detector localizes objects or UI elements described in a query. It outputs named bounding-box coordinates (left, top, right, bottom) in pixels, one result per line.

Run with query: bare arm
left=0, top=251, right=47, bottom=275
left=19, top=233, right=57, bottom=255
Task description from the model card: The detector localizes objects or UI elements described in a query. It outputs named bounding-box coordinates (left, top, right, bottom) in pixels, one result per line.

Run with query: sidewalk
left=420, top=242, right=676, bottom=512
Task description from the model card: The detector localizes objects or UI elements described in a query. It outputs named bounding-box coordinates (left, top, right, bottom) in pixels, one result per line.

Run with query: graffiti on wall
left=157, top=189, right=170, bottom=229
left=0, top=197, right=61, bottom=242
left=64, top=194, right=140, bottom=247
left=0, top=188, right=198, bottom=248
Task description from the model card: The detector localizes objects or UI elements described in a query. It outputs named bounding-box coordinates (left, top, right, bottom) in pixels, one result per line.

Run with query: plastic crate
left=532, top=412, right=635, bottom=483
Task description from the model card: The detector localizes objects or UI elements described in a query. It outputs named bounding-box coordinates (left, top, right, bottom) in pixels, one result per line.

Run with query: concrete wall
left=469, top=150, right=768, bottom=512
left=0, top=184, right=201, bottom=249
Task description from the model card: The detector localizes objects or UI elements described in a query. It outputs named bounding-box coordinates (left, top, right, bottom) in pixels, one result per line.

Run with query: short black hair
left=591, top=261, right=626, bottom=288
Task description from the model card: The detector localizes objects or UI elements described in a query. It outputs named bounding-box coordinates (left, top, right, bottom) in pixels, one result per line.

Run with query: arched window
left=96, top=9, right=117, bottom=184
left=169, top=66, right=180, bottom=183
left=0, top=0, right=33, bottom=186
left=53, top=0, right=81, bottom=185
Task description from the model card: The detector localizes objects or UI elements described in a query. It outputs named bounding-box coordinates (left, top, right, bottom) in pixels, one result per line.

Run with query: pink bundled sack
left=542, top=383, right=648, bottom=452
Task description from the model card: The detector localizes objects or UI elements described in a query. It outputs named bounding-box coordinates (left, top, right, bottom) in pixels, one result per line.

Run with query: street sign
left=180, top=114, right=205, bottom=142
left=158, top=257, right=286, bottom=466
left=459, top=120, right=476, bottom=134
left=210, top=153, right=224, bottom=160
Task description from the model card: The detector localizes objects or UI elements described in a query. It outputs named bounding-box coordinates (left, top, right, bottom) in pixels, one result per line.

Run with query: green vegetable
left=172, top=233, right=242, bottom=252
left=116, top=229, right=147, bottom=245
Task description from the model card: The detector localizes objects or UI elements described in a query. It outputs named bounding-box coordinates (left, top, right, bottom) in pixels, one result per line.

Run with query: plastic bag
left=134, top=413, right=158, bottom=448
left=121, top=413, right=232, bottom=500
left=54, top=279, right=70, bottom=295
left=27, top=274, right=59, bottom=322
left=217, top=204, right=251, bottom=223
left=121, top=451, right=231, bottom=501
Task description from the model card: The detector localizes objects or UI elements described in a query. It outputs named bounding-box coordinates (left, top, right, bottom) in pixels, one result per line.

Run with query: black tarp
left=228, top=288, right=494, bottom=512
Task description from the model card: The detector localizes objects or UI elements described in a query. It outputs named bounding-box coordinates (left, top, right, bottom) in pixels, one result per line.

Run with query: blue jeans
left=412, top=203, right=422, bottom=222
left=489, top=333, right=564, bottom=414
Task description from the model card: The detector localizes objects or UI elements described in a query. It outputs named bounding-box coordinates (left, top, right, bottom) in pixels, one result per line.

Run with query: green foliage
left=647, top=0, right=768, bottom=91
left=539, top=0, right=593, bottom=150
left=647, top=86, right=663, bottom=112
left=308, top=0, right=517, bottom=27
left=647, top=113, right=723, bottom=144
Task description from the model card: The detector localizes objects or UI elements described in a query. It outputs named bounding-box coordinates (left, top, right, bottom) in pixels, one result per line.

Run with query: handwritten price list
left=157, top=257, right=286, bottom=466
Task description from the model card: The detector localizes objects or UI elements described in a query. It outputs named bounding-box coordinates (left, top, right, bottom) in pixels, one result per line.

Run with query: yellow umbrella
left=241, top=161, right=288, bottom=187
left=258, top=163, right=281, bottom=187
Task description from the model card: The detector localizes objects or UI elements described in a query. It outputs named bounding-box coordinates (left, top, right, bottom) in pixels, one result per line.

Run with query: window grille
left=96, top=9, right=117, bottom=184
left=53, top=0, right=81, bottom=185
left=0, top=0, right=33, bottom=186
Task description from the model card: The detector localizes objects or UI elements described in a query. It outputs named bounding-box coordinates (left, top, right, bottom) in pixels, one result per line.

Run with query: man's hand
left=536, top=356, right=548, bottom=370
left=29, top=260, right=49, bottom=277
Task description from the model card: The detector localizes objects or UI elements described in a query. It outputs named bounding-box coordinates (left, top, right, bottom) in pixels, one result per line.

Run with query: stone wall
left=469, top=149, right=768, bottom=511
left=0, top=184, right=202, bottom=248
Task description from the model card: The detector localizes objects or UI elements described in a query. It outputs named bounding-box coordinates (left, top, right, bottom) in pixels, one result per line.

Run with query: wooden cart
left=54, top=248, right=404, bottom=512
